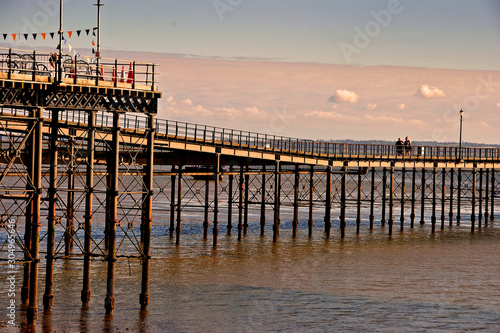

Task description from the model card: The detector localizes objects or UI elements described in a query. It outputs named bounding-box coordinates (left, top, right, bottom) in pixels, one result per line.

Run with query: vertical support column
left=176, top=166, right=183, bottom=245
left=260, top=166, right=266, bottom=236
left=369, top=167, right=375, bottom=230
left=431, top=166, right=437, bottom=233
left=292, top=165, right=299, bottom=237
left=308, top=166, right=314, bottom=237
left=457, top=168, right=462, bottom=225
left=441, top=168, right=446, bottom=230
left=243, top=173, right=249, bottom=235
left=227, top=167, right=233, bottom=235
left=65, top=131, right=75, bottom=255
left=340, top=167, right=346, bottom=239
left=356, top=169, right=362, bottom=234
left=471, top=168, right=476, bottom=233
left=21, top=127, right=33, bottom=306
left=237, top=166, right=244, bottom=241
left=203, top=178, right=210, bottom=240
left=381, top=167, right=387, bottom=226
left=213, top=153, right=220, bottom=247
left=400, top=167, right=405, bottom=231
left=490, top=169, right=494, bottom=221
left=140, top=113, right=154, bottom=310
left=420, top=168, right=426, bottom=225
left=81, top=110, right=95, bottom=307
left=478, top=169, right=483, bottom=227
left=324, top=165, right=332, bottom=239
left=388, top=166, right=394, bottom=236
left=484, top=169, right=489, bottom=224
left=410, top=168, right=416, bottom=228
left=449, top=169, right=454, bottom=226
left=169, top=173, right=176, bottom=237
left=27, top=107, right=43, bottom=324
left=43, top=110, right=58, bottom=312
left=273, top=160, right=281, bottom=242
left=104, top=111, right=120, bottom=315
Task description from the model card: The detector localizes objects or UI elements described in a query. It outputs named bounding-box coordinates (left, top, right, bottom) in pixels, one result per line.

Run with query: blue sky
left=1, top=0, right=499, bottom=70
left=1, top=1, right=499, bottom=143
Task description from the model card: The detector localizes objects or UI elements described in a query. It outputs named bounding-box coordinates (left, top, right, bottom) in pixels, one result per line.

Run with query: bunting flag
left=0, top=27, right=97, bottom=42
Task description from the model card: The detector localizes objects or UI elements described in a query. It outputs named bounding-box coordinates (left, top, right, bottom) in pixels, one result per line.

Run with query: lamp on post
left=459, top=109, right=463, bottom=161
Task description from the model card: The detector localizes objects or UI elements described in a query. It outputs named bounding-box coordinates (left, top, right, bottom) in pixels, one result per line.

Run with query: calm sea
left=1, top=176, right=499, bottom=332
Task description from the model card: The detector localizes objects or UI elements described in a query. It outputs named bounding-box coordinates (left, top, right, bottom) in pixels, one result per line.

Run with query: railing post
left=132, top=61, right=136, bottom=90
left=151, top=63, right=155, bottom=91
left=114, top=59, right=118, bottom=88
left=32, top=50, right=37, bottom=81
left=8, top=48, right=12, bottom=79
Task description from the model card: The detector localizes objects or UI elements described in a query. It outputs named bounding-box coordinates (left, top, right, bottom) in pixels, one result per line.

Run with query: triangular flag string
left=0, top=28, right=96, bottom=42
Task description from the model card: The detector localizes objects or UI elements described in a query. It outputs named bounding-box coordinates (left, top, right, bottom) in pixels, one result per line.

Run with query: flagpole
left=94, top=0, right=103, bottom=79
left=58, top=0, right=63, bottom=83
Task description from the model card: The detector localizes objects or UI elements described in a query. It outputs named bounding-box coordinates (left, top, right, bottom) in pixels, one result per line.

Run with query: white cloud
left=181, top=99, right=193, bottom=106
left=398, top=103, right=406, bottom=110
left=305, top=110, right=350, bottom=120
left=328, top=89, right=360, bottom=103
left=496, top=102, right=500, bottom=108
left=366, top=103, right=377, bottom=111
left=417, top=84, right=447, bottom=98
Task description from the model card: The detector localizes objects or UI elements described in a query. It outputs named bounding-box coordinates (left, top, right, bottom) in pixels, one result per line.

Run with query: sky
left=1, top=0, right=499, bottom=143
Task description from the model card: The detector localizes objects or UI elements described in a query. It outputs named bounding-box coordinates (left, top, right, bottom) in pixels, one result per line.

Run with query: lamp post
left=459, top=109, right=463, bottom=161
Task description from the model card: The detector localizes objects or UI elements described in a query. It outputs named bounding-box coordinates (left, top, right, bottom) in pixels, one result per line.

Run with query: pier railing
left=2, top=108, right=497, bottom=162
left=0, top=47, right=158, bottom=91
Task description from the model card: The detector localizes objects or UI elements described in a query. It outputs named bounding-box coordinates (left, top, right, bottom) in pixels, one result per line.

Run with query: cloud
left=417, top=84, right=447, bottom=98
left=496, top=102, right=500, bottom=108
left=305, top=110, right=351, bottom=120
left=398, top=104, right=406, bottom=110
left=328, top=89, right=360, bottom=103
left=366, top=103, right=377, bottom=111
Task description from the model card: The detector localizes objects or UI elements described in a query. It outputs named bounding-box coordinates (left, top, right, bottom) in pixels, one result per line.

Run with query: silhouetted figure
left=396, top=138, right=404, bottom=156
left=404, top=136, right=411, bottom=156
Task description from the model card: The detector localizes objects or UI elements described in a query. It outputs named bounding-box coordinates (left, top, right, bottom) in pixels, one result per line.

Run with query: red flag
left=68, top=31, right=73, bottom=38
left=11, top=34, right=16, bottom=41
left=41, top=33, right=46, bottom=40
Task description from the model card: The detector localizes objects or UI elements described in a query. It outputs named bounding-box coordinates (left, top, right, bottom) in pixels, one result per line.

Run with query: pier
left=0, top=48, right=499, bottom=325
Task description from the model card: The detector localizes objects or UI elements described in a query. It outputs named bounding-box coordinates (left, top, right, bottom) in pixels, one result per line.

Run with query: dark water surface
left=3, top=219, right=500, bottom=332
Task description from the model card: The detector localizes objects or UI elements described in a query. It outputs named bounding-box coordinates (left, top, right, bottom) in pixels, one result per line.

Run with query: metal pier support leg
left=176, top=167, right=183, bottom=245
left=471, top=168, right=476, bottom=233
left=324, top=165, right=332, bottom=239
left=420, top=168, right=426, bottom=225
left=169, top=174, right=176, bottom=237
left=431, top=166, right=437, bottom=233
left=308, top=166, right=314, bottom=237
left=478, top=169, right=483, bottom=227
left=82, top=110, right=95, bottom=307
left=65, top=131, right=75, bottom=256
left=400, top=167, right=405, bottom=231
left=238, top=167, right=243, bottom=241
left=490, top=169, right=495, bottom=221
left=441, top=168, right=446, bottom=230
left=292, top=165, right=299, bottom=237
left=484, top=169, right=489, bottom=224
left=410, top=168, right=416, bottom=228
left=227, top=169, right=233, bottom=235
left=22, top=117, right=35, bottom=307
left=388, top=166, right=394, bottom=236
left=43, top=110, right=58, bottom=312
left=356, top=169, right=362, bottom=234
left=27, top=107, right=43, bottom=324
left=457, top=168, right=462, bottom=226
left=203, top=178, right=210, bottom=240
left=243, top=173, right=249, bottom=235
left=381, top=167, right=387, bottom=226
left=212, top=154, right=220, bottom=248
left=273, top=161, right=281, bottom=243
left=340, top=168, right=346, bottom=239
left=140, top=113, right=154, bottom=310
left=260, top=167, right=266, bottom=236
left=105, top=111, right=120, bottom=315
left=449, top=169, right=454, bottom=226
left=369, top=167, right=375, bottom=230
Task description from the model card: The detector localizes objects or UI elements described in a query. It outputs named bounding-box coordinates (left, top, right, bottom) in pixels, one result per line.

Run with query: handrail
left=1, top=107, right=499, bottom=162
left=0, top=47, right=159, bottom=91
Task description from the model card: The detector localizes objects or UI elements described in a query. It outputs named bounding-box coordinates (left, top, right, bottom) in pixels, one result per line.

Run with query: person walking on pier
left=404, top=136, right=412, bottom=156
left=396, top=138, right=404, bottom=156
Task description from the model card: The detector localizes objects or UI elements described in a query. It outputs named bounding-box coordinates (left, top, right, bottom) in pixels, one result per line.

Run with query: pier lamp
left=459, top=109, right=463, bottom=161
